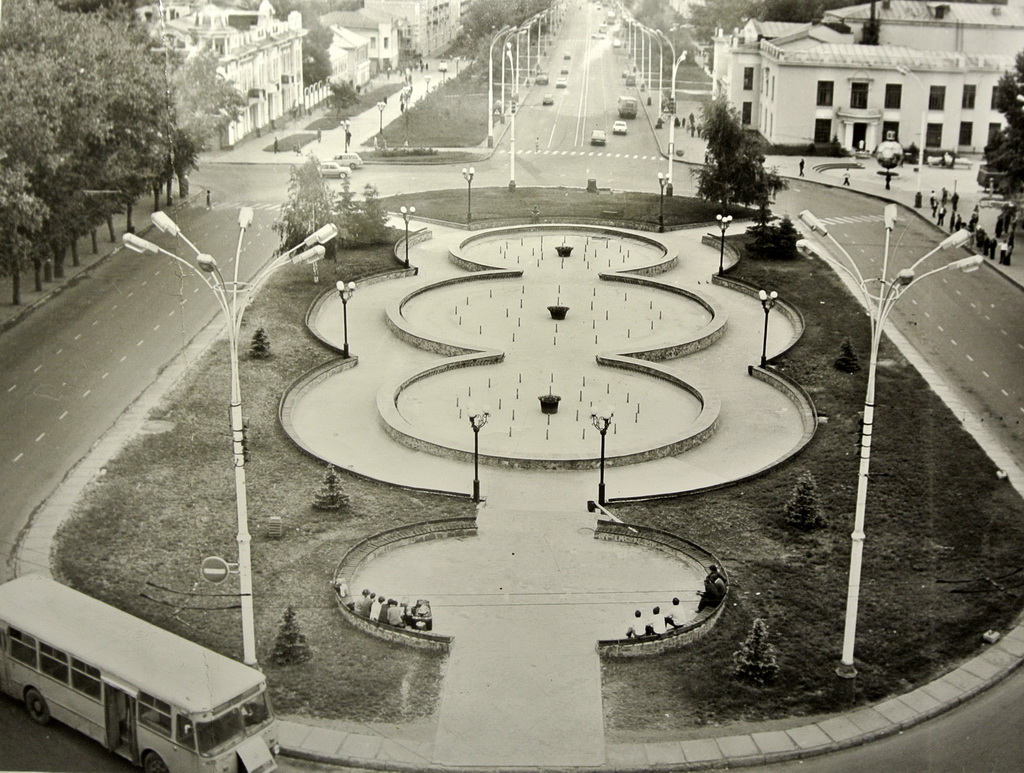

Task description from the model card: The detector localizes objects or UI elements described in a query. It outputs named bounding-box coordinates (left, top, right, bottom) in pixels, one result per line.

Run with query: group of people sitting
left=333, top=579, right=432, bottom=631
left=623, top=565, right=727, bottom=640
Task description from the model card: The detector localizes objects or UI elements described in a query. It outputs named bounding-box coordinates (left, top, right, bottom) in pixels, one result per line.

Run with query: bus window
left=8, top=629, right=37, bottom=668
left=196, top=708, right=243, bottom=756
left=241, top=693, right=271, bottom=731
left=39, top=643, right=69, bottom=683
left=138, top=692, right=172, bottom=737
left=175, top=714, right=196, bottom=749
left=71, top=658, right=102, bottom=700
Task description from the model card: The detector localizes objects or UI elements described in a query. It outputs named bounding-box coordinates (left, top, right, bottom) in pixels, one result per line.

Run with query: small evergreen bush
left=249, top=327, right=271, bottom=359
left=312, top=464, right=349, bottom=511
left=733, top=618, right=780, bottom=685
left=783, top=471, right=825, bottom=531
left=834, top=337, right=861, bottom=373
left=746, top=216, right=800, bottom=259
left=272, top=606, right=311, bottom=665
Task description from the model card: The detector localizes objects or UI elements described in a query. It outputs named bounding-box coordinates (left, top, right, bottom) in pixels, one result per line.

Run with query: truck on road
left=617, top=96, right=638, bottom=118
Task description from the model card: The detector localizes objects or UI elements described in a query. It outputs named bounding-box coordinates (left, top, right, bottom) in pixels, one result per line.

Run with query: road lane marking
left=111, top=304, right=118, bottom=310
left=937, top=325, right=944, bottom=331
left=137, top=339, right=144, bottom=346
left=127, top=292, right=134, bottom=298
left=101, top=372, right=108, bottom=379
left=1002, top=389, right=1010, bottom=396
left=153, top=324, right=160, bottom=331
left=59, top=411, right=67, bottom=420
left=74, top=334, right=81, bottom=340
left=55, top=348, right=62, bottom=355
left=950, top=339, right=957, bottom=346
left=35, top=433, right=45, bottom=442
left=982, top=371, right=990, bottom=378
left=169, top=309, right=175, bottom=316
left=33, top=365, right=42, bottom=373
left=13, top=453, right=22, bottom=463
left=7, top=385, right=16, bottom=393
left=966, top=354, right=974, bottom=362
left=119, top=355, right=126, bottom=363
left=92, top=320, right=99, bottom=326
left=83, top=390, right=90, bottom=398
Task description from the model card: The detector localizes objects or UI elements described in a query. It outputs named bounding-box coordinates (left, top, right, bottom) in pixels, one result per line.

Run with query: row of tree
left=0, top=0, right=243, bottom=305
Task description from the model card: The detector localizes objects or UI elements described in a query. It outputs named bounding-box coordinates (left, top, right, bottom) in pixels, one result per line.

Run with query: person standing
left=941, top=187, right=948, bottom=206
left=937, top=204, right=946, bottom=226
left=929, top=191, right=938, bottom=217
left=885, top=170, right=892, bottom=190
left=842, top=170, right=850, bottom=186
left=799, top=158, right=805, bottom=177
left=951, top=191, right=959, bottom=213
left=999, top=239, right=1010, bottom=265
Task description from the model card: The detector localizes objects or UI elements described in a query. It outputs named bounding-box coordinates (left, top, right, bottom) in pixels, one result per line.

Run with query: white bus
left=0, top=575, right=279, bottom=773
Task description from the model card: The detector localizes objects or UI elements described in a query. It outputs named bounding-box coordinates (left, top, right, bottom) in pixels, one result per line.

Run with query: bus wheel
left=143, top=752, right=170, bottom=773
left=24, top=688, right=51, bottom=725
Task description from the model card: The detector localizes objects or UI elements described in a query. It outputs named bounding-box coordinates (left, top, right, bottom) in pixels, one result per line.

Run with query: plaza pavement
left=8, top=74, right=1024, bottom=771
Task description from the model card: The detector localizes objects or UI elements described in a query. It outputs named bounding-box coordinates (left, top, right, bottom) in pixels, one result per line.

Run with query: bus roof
left=0, top=575, right=265, bottom=715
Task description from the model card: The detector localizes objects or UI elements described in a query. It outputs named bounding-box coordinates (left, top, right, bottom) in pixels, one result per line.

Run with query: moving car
left=333, top=151, right=363, bottom=168
left=542, top=94, right=555, bottom=105
left=563, top=51, right=571, bottom=60
left=535, top=72, right=549, bottom=85
left=612, top=120, right=628, bottom=135
left=319, top=162, right=352, bottom=178
left=556, top=77, right=568, bottom=88
left=590, top=129, right=607, bottom=146
left=560, top=67, right=570, bottom=75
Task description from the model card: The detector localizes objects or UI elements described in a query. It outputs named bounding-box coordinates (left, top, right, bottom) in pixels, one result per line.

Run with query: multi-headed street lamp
left=462, top=167, right=475, bottom=225
left=799, top=205, right=981, bottom=683
left=758, top=290, right=779, bottom=367
left=376, top=101, right=386, bottom=139
left=716, top=214, right=733, bottom=274
left=123, top=212, right=336, bottom=667
left=657, top=172, right=668, bottom=232
left=590, top=406, right=614, bottom=506
left=400, top=206, right=415, bottom=268
left=468, top=406, right=490, bottom=502
left=337, top=280, right=356, bottom=358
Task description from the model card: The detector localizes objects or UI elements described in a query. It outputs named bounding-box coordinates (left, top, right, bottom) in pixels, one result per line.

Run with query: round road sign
left=201, top=556, right=231, bottom=584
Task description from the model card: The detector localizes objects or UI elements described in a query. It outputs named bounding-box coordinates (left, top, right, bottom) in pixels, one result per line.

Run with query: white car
left=612, top=121, right=628, bottom=135
left=319, top=162, right=352, bottom=179
left=556, top=77, right=568, bottom=89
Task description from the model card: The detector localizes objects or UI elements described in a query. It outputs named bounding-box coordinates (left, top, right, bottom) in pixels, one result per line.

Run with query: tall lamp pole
left=590, top=406, right=614, bottom=505
left=337, top=281, right=356, bottom=358
left=758, top=289, right=778, bottom=367
left=799, top=206, right=980, bottom=683
left=376, top=101, right=386, bottom=140
left=123, top=215, right=336, bottom=667
left=506, top=40, right=519, bottom=192
left=469, top=406, right=490, bottom=502
left=487, top=26, right=513, bottom=148
left=400, top=206, right=415, bottom=267
left=716, top=214, right=733, bottom=274
left=462, top=166, right=475, bottom=225
left=657, top=172, right=668, bottom=232
left=666, top=51, right=686, bottom=189
left=897, top=66, right=928, bottom=208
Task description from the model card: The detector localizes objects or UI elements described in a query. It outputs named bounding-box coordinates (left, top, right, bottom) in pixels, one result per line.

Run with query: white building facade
left=322, top=10, right=402, bottom=75
left=363, top=0, right=459, bottom=57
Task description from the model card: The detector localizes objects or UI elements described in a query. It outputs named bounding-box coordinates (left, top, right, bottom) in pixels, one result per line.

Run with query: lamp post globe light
left=468, top=406, right=491, bottom=502
left=462, top=167, right=475, bottom=225
left=590, top=406, right=614, bottom=506
left=400, top=206, right=415, bottom=268
left=336, top=280, right=356, bottom=358
left=716, top=214, right=733, bottom=274
left=758, top=289, right=779, bottom=367
left=376, top=101, right=386, bottom=139
left=122, top=212, right=337, bottom=667
left=657, top=172, right=668, bottom=233
left=798, top=205, right=981, bottom=682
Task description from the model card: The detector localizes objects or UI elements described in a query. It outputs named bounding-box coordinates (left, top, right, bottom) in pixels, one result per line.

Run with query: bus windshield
left=196, top=692, right=272, bottom=756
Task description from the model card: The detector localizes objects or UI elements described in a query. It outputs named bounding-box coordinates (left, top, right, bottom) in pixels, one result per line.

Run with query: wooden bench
left=601, top=209, right=623, bottom=218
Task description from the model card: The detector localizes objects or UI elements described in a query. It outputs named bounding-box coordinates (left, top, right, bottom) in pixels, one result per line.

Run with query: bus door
left=0, top=628, right=7, bottom=693
left=103, top=678, right=139, bottom=763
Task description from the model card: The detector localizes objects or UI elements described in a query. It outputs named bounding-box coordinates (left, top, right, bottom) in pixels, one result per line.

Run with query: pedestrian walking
left=941, top=187, right=948, bottom=206
left=205, top=189, right=211, bottom=209
left=999, top=240, right=1010, bottom=265
left=951, top=191, right=959, bottom=212
left=317, top=128, right=322, bottom=143
left=937, top=204, right=946, bottom=226
left=273, top=136, right=279, bottom=153
left=884, top=170, right=892, bottom=190
left=929, top=191, right=937, bottom=217
left=842, top=170, right=850, bottom=186
left=954, top=213, right=963, bottom=232
left=345, top=130, right=352, bottom=151
left=799, top=158, right=805, bottom=177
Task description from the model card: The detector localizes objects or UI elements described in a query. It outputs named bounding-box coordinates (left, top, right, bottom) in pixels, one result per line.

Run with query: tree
left=327, top=81, right=360, bottom=119
left=250, top=327, right=271, bottom=359
left=986, top=50, right=1024, bottom=196
left=274, top=156, right=346, bottom=260
left=834, top=337, right=861, bottom=373
left=733, top=618, right=780, bottom=685
left=272, top=606, right=312, bottom=665
left=302, top=26, right=333, bottom=86
left=746, top=215, right=800, bottom=258
left=783, top=471, right=825, bottom=530
left=312, top=465, right=349, bottom=511
left=344, top=185, right=392, bottom=247
left=696, top=98, right=787, bottom=214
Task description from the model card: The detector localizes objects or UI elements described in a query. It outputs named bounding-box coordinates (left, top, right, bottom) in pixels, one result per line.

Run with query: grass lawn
left=379, top=187, right=751, bottom=229
left=51, top=204, right=1024, bottom=730
left=305, top=82, right=407, bottom=130
left=53, top=242, right=471, bottom=722
left=602, top=240, right=1024, bottom=734
left=378, top=70, right=488, bottom=149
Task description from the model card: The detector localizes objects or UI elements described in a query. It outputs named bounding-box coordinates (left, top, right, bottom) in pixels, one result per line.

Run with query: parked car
left=590, top=129, right=607, bottom=146
left=319, top=162, right=352, bottom=178
left=333, top=151, right=363, bottom=168
left=563, top=51, right=571, bottom=60
left=556, top=77, right=568, bottom=88
left=535, top=72, right=549, bottom=85
left=560, top=67, right=570, bottom=75
left=612, top=121, right=628, bottom=135
left=542, top=94, right=555, bottom=105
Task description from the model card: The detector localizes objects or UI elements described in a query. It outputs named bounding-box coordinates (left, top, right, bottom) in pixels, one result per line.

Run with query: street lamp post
left=896, top=66, right=929, bottom=208
left=462, top=166, right=475, bottom=225
left=716, top=213, right=733, bottom=274
left=666, top=51, right=686, bottom=190
left=506, top=40, right=519, bottom=192
left=487, top=26, right=513, bottom=148
left=799, top=206, right=981, bottom=683
left=376, top=101, right=385, bottom=141
left=337, top=280, right=356, bottom=358
left=468, top=406, right=490, bottom=502
left=123, top=214, right=337, bottom=668
left=657, top=172, right=668, bottom=232
left=758, top=289, right=779, bottom=367
left=400, top=206, right=415, bottom=268
left=590, top=406, right=614, bottom=505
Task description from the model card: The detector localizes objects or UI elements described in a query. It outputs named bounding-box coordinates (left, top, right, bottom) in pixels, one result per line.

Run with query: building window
left=882, top=120, right=900, bottom=141
left=850, top=82, right=869, bottom=109
left=384, top=37, right=389, bottom=49
left=928, top=85, right=946, bottom=110
left=814, top=118, right=832, bottom=143
left=743, top=66, right=753, bottom=90
left=962, top=84, right=976, bottom=109
left=816, top=80, right=833, bottom=107
left=370, top=36, right=377, bottom=49
left=926, top=123, right=943, bottom=147
left=991, top=87, right=999, bottom=110
left=884, top=83, right=902, bottom=109
left=988, top=122, right=1002, bottom=144
left=958, top=122, right=973, bottom=146
left=771, top=75, right=775, bottom=100
left=742, top=102, right=752, bottom=124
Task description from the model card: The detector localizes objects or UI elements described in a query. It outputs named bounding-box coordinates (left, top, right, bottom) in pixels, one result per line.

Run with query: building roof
left=330, top=24, right=371, bottom=49
left=762, top=39, right=1015, bottom=70
left=824, top=0, right=1024, bottom=27
left=322, top=10, right=390, bottom=30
